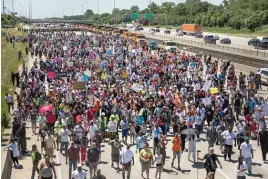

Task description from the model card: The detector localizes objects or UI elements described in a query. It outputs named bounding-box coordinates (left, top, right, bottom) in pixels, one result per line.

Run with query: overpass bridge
left=27, top=19, right=93, bottom=24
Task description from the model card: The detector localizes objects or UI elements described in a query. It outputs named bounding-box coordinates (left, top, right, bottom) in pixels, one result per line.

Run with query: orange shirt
left=172, top=137, right=181, bottom=152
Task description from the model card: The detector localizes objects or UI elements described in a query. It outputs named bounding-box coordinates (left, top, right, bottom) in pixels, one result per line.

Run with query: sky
left=3, top=0, right=223, bottom=19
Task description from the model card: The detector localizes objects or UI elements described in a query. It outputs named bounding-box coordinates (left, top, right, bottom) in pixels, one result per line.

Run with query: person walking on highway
left=240, top=136, right=253, bottom=175
left=120, top=144, right=135, bottom=179
left=109, top=136, right=121, bottom=169
left=72, top=163, right=87, bottom=179
left=4, top=138, right=21, bottom=168
left=39, top=155, right=57, bottom=179
left=31, top=144, right=42, bottom=179
left=92, top=169, right=106, bottom=179
left=236, top=156, right=247, bottom=179
left=139, top=143, right=153, bottom=179
left=199, top=147, right=222, bottom=179
left=15, top=121, right=27, bottom=155
left=206, top=121, right=217, bottom=149
left=259, top=126, right=268, bottom=163
left=171, top=133, right=182, bottom=170
left=66, top=141, right=80, bottom=179
left=188, top=134, right=197, bottom=163
left=222, top=127, right=236, bottom=161
left=45, top=131, right=56, bottom=161
left=87, top=142, right=101, bottom=178
left=59, top=123, right=69, bottom=155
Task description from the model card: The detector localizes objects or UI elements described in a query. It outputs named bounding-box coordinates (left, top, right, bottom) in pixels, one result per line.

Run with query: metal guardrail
left=136, top=31, right=268, bottom=61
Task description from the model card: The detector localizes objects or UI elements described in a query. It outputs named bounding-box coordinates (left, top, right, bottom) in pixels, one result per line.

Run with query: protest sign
left=55, top=72, right=67, bottom=78
left=262, top=104, right=268, bottom=115
left=103, top=131, right=117, bottom=138
left=84, top=70, right=91, bottom=77
left=202, top=80, right=212, bottom=92
left=131, top=83, right=144, bottom=92
left=47, top=72, right=55, bottom=79
left=82, top=75, right=89, bottom=82
left=65, top=92, right=73, bottom=104
left=201, top=98, right=212, bottom=105
left=73, top=82, right=86, bottom=90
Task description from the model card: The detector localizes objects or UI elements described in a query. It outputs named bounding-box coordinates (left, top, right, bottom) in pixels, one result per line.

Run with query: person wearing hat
left=30, top=144, right=42, bottom=179
left=240, top=136, right=253, bottom=175
left=71, top=163, right=87, bottom=179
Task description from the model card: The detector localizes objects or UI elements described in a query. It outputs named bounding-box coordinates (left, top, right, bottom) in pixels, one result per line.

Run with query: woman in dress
left=153, top=150, right=162, bottom=179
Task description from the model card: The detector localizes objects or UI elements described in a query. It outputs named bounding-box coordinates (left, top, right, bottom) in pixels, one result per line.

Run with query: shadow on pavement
left=250, top=173, right=263, bottom=178
left=191, top=162, right=205, bottom=169
left=163, top=168, right=178, bottom=175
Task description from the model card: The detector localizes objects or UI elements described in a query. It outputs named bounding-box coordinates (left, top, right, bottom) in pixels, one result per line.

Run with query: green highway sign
left=131, top=13, right=139, bottom=20
left=145, top=13, right=152, bottom=20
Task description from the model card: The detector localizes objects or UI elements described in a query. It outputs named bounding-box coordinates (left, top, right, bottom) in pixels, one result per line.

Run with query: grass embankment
left=1, top=28, right=28, bottom=135
left=145, top=25, right=268, bottom=37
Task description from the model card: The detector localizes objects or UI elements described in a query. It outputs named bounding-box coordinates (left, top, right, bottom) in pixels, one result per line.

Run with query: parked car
left=164, top=29, right=171, bottom=34
left=149, top=28, right=155, bottom=33
left=257, top=68, right=268, bottom=85
left=195, top=33, right=203, bottom=38
left=248, top=38, right=261, bottom=46
left=220, top=38, right=231, bottom=44
left=254, top=41, right=268, bottom=50
left=155, top=28, right=160, bottom=32
left=213, top=35, right=219, bottom=40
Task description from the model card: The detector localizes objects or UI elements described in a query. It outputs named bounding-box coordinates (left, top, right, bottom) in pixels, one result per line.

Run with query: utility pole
left=86, top=2, right=87, bottom=11
left=28, top=0, right=31, bottom=19
left=12, top=0, right=14, bottom=14
left=2, top=0, right=5, bottom=14
left=97, top=0, right=99, bottom=14
left=82, top=4, right=84, bottom=15
left=114, top=0, right=116, bottom=25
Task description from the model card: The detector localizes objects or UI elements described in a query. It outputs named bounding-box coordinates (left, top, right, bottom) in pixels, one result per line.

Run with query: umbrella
left=181, top=128, right=199, bottom=136
left=39, top=105, right=53, bottom=113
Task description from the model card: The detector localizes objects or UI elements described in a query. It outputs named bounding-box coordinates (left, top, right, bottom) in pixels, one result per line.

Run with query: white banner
left=202, top=80, right=212, bottom=92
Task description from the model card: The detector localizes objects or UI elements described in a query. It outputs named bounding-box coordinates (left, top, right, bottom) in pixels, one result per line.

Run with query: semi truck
left=179, top=24, right=202, bottom=36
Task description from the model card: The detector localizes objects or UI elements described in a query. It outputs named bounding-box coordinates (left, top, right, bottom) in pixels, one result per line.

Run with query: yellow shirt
left=140, top=149, right=153, bottom=160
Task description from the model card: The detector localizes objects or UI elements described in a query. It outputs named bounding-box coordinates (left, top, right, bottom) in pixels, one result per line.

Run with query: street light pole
left=2, top=0, right=5, bottom=14
left=114, top=0, right=116, bottom=25
left=97, top=0, right=99, bottom=14
left=12, top=0, right=14, bottom=14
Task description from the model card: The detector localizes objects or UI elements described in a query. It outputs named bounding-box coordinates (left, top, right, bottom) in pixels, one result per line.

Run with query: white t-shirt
left=240, top=142, right=252, bottom=159
left=108, top=121, right=117, bottom=132
left=120, top=148, right=134, bottom=164
left=222, top=130, right=236, bottom=145
left=59, top=128, right=69, bottom=142
left=155, top=154, right=162, bottom=165
left=72, top=170, right=87, bottom=179
left=237, top=122, right=245, bottom=134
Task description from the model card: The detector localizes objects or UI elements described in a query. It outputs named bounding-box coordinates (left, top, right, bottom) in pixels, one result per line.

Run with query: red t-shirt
left=47, top=113, right=56, bottom=124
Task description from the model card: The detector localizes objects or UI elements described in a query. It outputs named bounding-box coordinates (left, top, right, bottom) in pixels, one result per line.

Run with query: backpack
left=35, top=151, right=42, bottom=162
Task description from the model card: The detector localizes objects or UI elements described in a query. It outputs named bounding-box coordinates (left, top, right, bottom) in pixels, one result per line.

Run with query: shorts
left=88, top=162, right=98, bottom=170
left=46, top=148, right=54, bottom=157
left=173, top=151, right=181, bottom=158
left=122, top=129, right=128, bottom=137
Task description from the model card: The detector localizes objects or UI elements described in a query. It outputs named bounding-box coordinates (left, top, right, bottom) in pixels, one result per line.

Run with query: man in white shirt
left=221, top=127, right=236, bottom=161
left=87, top=120, right=98, bottom=143
left=59, top=124, right=69, bottom=155
left=236, top=119, right=246, bottom=150
left=152, top=124, right=162, bottom=154
left=120, top=144, right=134, bottom=179
left=240, top=137, right=253, bottom=175
left=72, top=163, right=87, bottom=179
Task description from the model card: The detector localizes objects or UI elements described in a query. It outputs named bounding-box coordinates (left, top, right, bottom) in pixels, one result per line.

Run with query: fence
left=135, top=31, right=268, bottom=61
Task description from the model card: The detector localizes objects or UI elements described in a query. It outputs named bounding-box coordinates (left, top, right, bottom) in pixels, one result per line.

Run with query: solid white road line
left=217, top=168, right=231, bottom=179
left=55, top=151, right=63, bottom=179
